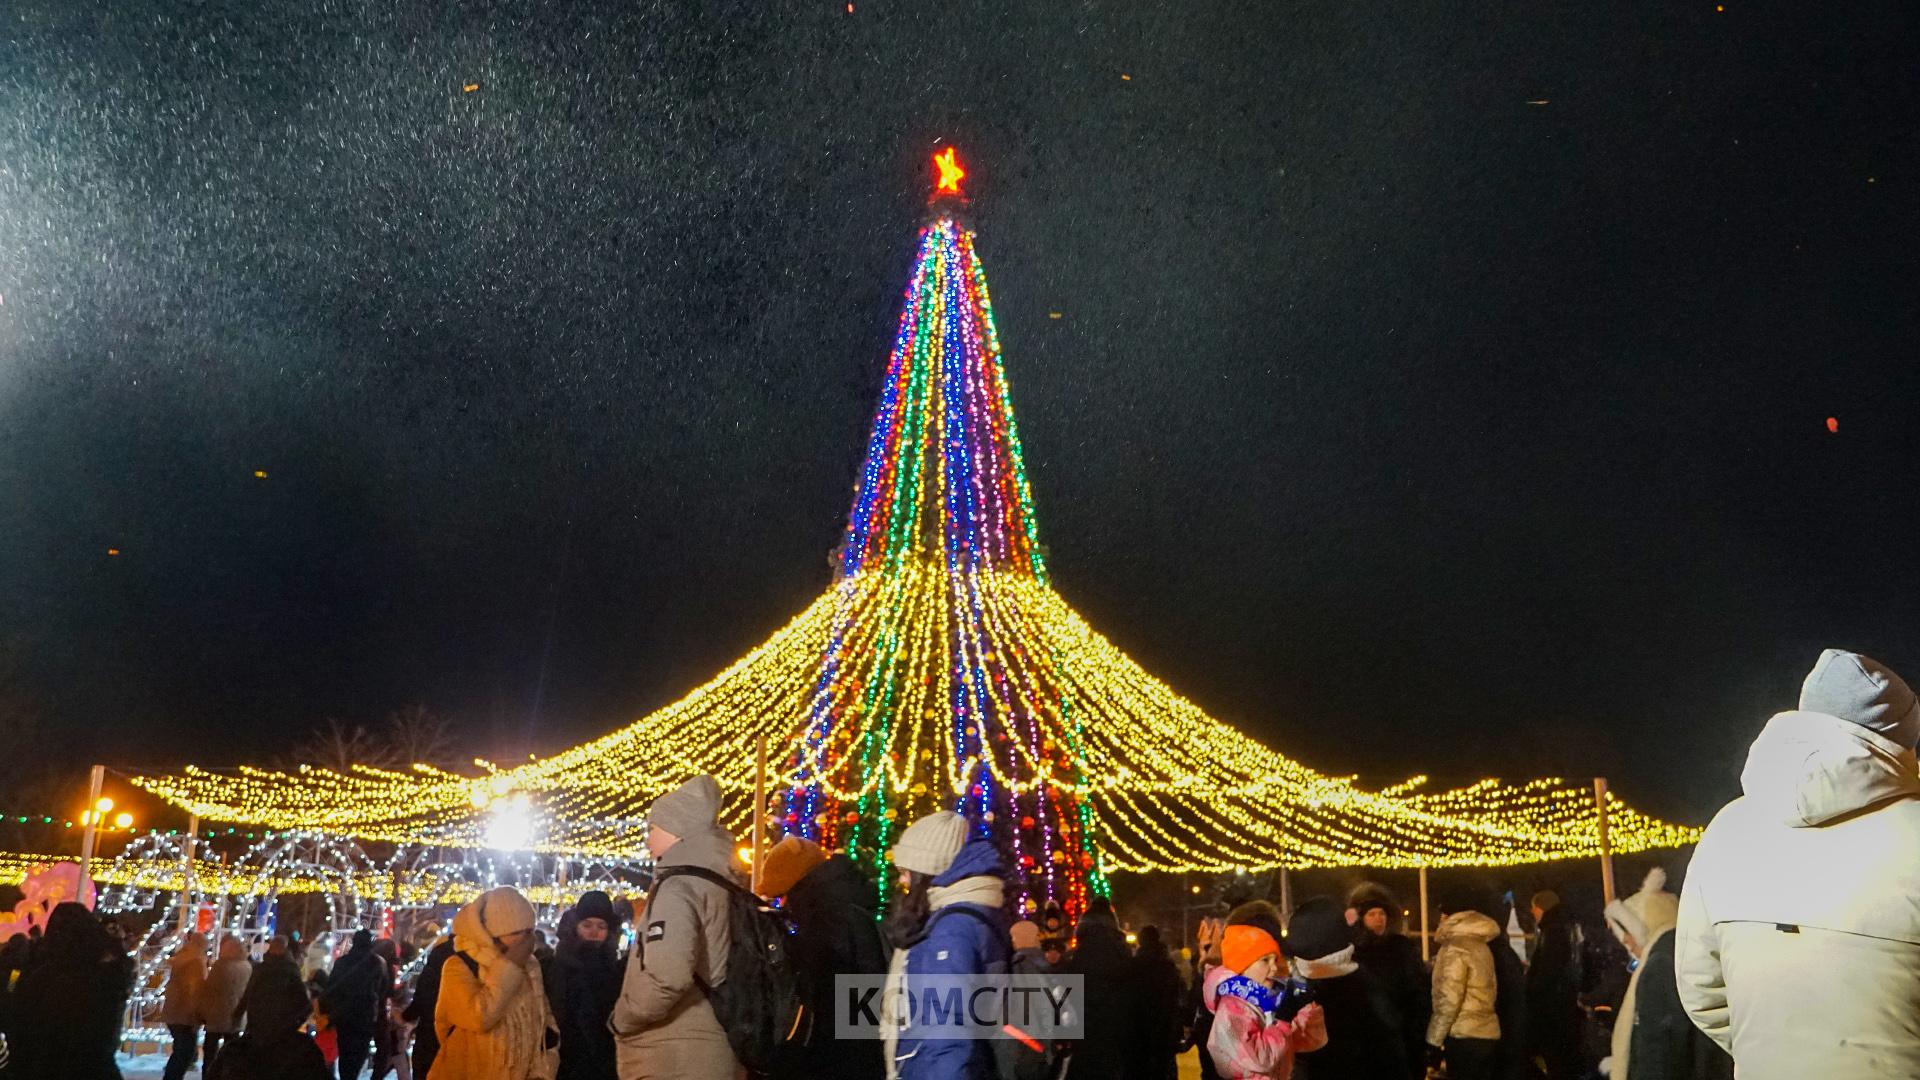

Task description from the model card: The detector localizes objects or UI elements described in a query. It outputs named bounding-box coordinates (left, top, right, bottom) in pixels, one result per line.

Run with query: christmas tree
left=135, top=148, right=1699, bottom=921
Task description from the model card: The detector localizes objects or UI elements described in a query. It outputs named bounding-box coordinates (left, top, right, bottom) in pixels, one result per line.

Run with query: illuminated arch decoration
left=129, top=149, right=1699, bottom=919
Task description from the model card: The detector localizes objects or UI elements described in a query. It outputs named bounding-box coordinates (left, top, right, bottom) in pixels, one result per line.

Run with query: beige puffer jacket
left=428, top=889, right=559, bottom=1080
left=1676, top=709, right=1920, bottom=1079
left=158, top=933, right=208, bottom=1026
left=199, top=936, right=253, bottom=1035
left=1425, top=911, right=1501, bottom=1046
left=610, top=827, right=742, bottom=1080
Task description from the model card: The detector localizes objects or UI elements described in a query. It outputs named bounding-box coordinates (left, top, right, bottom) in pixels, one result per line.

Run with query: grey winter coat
left=609, top=828, right=743, bottom=1080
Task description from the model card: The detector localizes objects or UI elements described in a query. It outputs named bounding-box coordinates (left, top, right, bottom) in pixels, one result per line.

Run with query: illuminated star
left=933, top=147, right=965, bottom=196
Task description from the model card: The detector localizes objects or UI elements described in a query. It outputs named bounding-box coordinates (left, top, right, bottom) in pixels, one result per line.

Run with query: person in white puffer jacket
left=1676, top=648, right=1920, bottom=1079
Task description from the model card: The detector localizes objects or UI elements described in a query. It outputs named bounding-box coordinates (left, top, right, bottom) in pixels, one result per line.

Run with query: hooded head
left=351, top=928, right=374, bottom=951
left=1604, top=867, right=1679, bottom=958
left=756, top=835, right=827, bottom=899
left=1800, top=650, right=1920, bottom=749
left=453, top=886, right=538, bottom=961
left=1284, top=897, right=1353, bottom=963
left=218, top=935, right=247, bottom=961
left=648, top=775, right=723, bottom=854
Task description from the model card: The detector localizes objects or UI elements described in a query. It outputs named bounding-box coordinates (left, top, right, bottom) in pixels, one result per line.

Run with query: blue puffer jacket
left=897, top=838, right=1009, bottom=1080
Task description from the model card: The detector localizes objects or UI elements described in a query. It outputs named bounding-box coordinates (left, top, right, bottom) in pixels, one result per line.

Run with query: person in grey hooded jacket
left=1676, top=649, right=1920, bottom=1080
left=609, top=775, right=742, bottom=1080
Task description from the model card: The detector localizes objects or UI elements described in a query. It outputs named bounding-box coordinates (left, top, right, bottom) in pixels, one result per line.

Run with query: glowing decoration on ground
left=107, top=548, right=120, bottom=556
left=254, top=470, right=269, bottom=479
left=0, top=862, right=96, bottom=940
left=933, top=147, right=966, bottom=196
left=130, top=156, right=1700, bottom=919
left=1826, top=417, right=1839, bottom=433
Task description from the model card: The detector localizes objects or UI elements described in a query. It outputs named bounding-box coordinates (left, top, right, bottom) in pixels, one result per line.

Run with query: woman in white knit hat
left=880, top=810, right=1009, bottom=1080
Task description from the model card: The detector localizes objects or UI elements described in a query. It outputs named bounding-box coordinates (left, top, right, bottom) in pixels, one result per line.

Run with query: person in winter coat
left=200, top=934, right=254, bottom=1065
left=1183, top=919, right=1226, bottom=1080
left=1474, top=897, right=1527, bottom=1080
left=1526, top=892, right=1585, bottom=1080
left=1061, top=897, right=1135, bottom=1080
left=407, top=935, right=459, bottom=1078
left=609, top=774, right=742, bottom=1080
left=205, top=1029, right=330, bottom=1080
left=1676, top=648, right=1920, bottom=1079
left=881, top=811, right=1010, bottom=1080
left=239, top=935, right=311, bottom=1037
left=0, top=902, right=133, bottom=1080
left=326, top=929, right=388, bottom=1079
left=1349, top=886, right=1429, bottom=1080
left=429, top=886, right=559, bottom=1080
left=1425, top=904, right=1501, bottom=1080
left=1126, top=926, right=1186, bottom=1080
left=161, top=930, right=211, bottom=1080
left=759, top=836, right=888, bottom=1080
left=1284, top=897, right=1408, bottom=1080
left=369, top=937, right=402, bottom=1080
left=1201, top=923, right=1326, bottom=1080
left=546, top=890, right=624, bottom=1080
left=1603, top=869, right=1731, bottom=1080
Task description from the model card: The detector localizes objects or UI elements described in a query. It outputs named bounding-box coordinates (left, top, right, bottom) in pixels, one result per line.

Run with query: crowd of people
left=0, top=647, right=1913, bottom=1080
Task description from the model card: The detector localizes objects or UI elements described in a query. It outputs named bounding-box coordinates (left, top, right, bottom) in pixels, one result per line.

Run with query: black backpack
left=652, top=865, right=808, bottom=1077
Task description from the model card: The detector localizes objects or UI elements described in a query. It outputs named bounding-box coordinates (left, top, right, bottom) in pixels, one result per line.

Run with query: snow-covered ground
left=116, top=1053, right=171, bottom=1079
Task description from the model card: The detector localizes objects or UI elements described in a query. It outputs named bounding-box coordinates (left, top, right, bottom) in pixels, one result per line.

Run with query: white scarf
left=883, top=876, right=1006, bottom=1078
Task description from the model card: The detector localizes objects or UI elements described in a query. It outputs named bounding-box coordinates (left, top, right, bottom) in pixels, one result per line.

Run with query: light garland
left=128, top=158, right=1700, bottom=920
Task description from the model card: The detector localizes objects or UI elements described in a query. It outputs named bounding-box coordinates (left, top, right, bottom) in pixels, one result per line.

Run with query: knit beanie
left=890, top=811, right=968, bottom=877
left=1800, top=649, right=1920, bottom=749
left=1221, top=924, right=1282, bottom=975
left=1283, top=897, right=1351, bottom=962
left=1226, top=899, right=1287, bottom=945
left=648, top=774, right=723, bottom=838
left=756, top=835, right=827, bottom=899
left=573, top=890, right=619, bottom=927
left=475, top=886, right=537, bottom=938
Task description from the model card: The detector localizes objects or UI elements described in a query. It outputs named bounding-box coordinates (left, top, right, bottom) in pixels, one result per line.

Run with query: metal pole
left=180, top=813, right=199, bottom=932
left=77, top=764, right=106, bottom=890
left=750, top=736, right=767, bottom=894
left=1418, top=866, right=1431, bottom=963
left=1595, top=777, right=1617, bottom=904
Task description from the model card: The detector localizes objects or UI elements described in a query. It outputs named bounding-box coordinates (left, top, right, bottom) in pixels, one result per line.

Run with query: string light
left=127, top=188, right=1699, bottom=920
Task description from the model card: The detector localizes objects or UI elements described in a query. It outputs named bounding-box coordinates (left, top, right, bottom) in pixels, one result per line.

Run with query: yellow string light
left=129, top=562, right=1699, bottom=870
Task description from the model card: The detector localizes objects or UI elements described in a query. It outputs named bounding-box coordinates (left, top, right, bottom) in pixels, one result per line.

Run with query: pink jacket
left=1201, top=965, right=1328, bottom=1080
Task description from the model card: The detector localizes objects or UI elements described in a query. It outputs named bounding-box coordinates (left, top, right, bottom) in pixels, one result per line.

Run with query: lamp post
left=76, top=765, right=106, bottom=891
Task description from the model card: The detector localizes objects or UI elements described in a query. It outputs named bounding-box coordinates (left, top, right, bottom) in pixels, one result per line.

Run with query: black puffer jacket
left=1062, top=920, right=1135, bottom=1080
left=783, top=854, right=888, bottom=1080
left=320, top=942, right=385, bottom=1036
left=239, top=952, right=311, bottom=1036
left=1354, top=930, right=1428, bottom=1080
left=547, top=938, right=623, bottom=1080
left=1293, top=963, right=1409, bottom=1080
left=1, top=903, right=134, bottom=1080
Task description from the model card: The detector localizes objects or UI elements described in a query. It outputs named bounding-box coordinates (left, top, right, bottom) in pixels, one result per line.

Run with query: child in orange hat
left=1201, top=924, right=1327, bottom=1079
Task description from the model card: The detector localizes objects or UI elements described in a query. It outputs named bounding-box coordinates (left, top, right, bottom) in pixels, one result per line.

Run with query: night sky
left=2, top=1, right=1914, bottom=826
